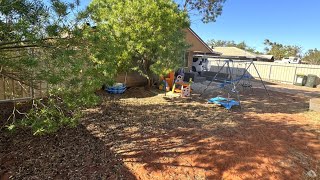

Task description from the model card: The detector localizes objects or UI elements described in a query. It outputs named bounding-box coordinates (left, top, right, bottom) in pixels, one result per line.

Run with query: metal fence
left=208, top=59, right=320, bottom=84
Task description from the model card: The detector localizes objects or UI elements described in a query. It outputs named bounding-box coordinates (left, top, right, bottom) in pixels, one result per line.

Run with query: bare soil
left=1, top=87, right=320, bottom=180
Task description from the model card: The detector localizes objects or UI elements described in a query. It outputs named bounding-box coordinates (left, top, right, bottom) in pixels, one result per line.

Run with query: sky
left=77, top=0, right=320, bottom=53
left=188, top=0, right=320, bottom=53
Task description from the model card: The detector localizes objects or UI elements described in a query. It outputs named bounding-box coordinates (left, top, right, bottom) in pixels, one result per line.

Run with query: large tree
left=0, top=0, right=119, bottom=134
left=89, top=0, right=190, bottom=86
left=0, top=0, right=191, bottom=134
left=302, top=49, right=320, bottom=65
left=180, top=0, right=226, bottom=23
left=0, top=0, right=104, bottom=92
left=263, top=39, right=302, bottom=60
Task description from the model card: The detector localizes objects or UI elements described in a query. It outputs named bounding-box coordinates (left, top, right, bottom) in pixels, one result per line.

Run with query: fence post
left=39, top=81, right=42, bottom=97
left=292, top=66, right=298, bottom=84
left=30, top=80, right=34, bottom=100
left=2, top=76, right=5, bottom=100
left=268, top=65, right=272, bottom=80
left=12, top=78, right=15, bottom=100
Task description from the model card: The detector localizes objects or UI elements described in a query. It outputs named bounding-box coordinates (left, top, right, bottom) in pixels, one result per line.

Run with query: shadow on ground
left=81, top=89, right=320, bottom=179
left=0, top=125, right=136, bottom=179
left=1, top=87, right=319, bottom=179
left=251, top=80, right=320, bottom=98
left=182, top=88, right=309, bottom=114
left=97, top=86, right=159, bottom=100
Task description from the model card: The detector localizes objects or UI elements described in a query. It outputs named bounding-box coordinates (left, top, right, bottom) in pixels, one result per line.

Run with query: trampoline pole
left=200, top=61, right=227, bottom=96
left=252, top=62, right=270, bottom=96
left=234, top=82, right=242, bottom=110
left=227, top=60, right=233, bottom=81
left=235, top=62, right=252, bottom=87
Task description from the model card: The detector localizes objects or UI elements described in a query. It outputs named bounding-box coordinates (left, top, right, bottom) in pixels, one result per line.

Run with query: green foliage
left=207, top=39, right=260, bottom=54
left=17, top=98, right=81, bottom=135
left=89, top=0, right=190, bottom=79
left=1, top=0, right=193, bottom=135
left=302, top=49, right=320, bottom=65
left=264, top=39, right=302, bottom=60
left=181, top=0, right=226, bottom=23
left=0, top=0, right=114, bottom=134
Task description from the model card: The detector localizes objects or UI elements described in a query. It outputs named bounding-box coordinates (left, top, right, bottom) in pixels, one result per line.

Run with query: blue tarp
left=208, top=97, right=240, bottom=110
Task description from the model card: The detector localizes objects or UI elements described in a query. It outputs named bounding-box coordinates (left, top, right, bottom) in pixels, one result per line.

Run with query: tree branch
left=183, top=0, right=190, bottom=11
left=0, top=44, right=52, bottom=50
left=0, top=37, right=68, bottom=47
left=0, top=70, right=38, bottom=88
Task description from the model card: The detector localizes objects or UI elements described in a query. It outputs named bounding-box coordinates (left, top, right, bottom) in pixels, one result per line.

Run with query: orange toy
left=172, top=82, right=191, bottom=93
left=165, top=72, right=175, bottom=89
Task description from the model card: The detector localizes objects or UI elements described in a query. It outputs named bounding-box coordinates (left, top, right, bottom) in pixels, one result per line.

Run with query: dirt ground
left=1, top=86, right=320, bottom=180
left=253, top=80, right=320, bottom=98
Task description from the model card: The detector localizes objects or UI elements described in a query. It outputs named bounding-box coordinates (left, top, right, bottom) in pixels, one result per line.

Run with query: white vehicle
left=275, top=57, right=301, bottom=64
left=192, top=56, right=209, bottom=72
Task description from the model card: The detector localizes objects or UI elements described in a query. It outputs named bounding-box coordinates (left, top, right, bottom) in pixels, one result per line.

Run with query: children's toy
left=172, top=77, right=193, bottom=98
left=175, top=67, right=185, bottom=76
left=181, top=85, right=191, bottom=97
left=175, top=75, right=184, bottom=83
left=106, top=83, right=126, bottom=94
left=165, top=72, right=175, bottom=89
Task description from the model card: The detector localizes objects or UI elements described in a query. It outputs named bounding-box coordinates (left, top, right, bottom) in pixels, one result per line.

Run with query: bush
left=13, top=93, right=98, bottom=135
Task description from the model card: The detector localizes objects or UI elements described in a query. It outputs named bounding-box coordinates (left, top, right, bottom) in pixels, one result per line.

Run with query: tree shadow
left=239, top=88, right=309, bottom=114
left=97, top=87, right=161, bottom=100
left=262, top=85, right=320, bottom=98
left=0, top=125, right=136, bottom=179
left=187, top=88, right=309, bottom=114
left=82, top=96, right=320, bottom=179
left=3, top=87, right=317, bottom=179
left=251, top=80, right=320, bottom=98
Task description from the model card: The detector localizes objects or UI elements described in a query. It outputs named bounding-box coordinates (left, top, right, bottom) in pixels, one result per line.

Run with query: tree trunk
left=145, top=72, right=154, bottom=90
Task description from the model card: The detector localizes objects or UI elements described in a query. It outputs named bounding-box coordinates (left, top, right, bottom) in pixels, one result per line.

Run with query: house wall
left=186, top=51, right=194, bottom=70
left=184, top=29, right=212, bottom=53
left=183, top=29, right=215, bottom=70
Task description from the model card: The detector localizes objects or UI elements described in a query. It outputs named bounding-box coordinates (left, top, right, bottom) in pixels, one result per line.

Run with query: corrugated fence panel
left=247, top=63, right=270, bottom=79
left=208, top=60, right=320, bottom=84
left=1, top=61, right=319, bottom=101
left=296, top=66, right=320, bottom=77
left=270, top=65, right=295, bottom=82
left=257, top=63, right=271, bottom=79
left=253, top=62, right=320, bottom=83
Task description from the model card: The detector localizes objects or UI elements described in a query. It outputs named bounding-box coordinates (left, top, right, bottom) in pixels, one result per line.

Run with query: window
left=193, top=57, right=198, bottom=62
